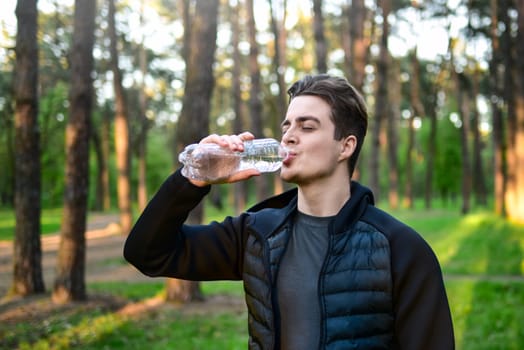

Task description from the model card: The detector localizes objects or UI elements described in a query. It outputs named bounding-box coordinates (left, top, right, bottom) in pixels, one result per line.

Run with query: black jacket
left=124, top=170, right=455, bottom=349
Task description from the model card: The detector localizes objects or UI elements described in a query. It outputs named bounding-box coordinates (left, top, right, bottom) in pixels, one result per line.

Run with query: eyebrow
left=281, top=115, right=321, bottom=128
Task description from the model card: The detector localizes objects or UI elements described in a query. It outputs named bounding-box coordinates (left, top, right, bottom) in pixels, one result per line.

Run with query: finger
left=199, top=133, right=254, bottom=152
left=230, top=132, right=255, bottom=151
left=238, top=131, right=255, bottom=141
left=199, top=134, right=224, bottom=145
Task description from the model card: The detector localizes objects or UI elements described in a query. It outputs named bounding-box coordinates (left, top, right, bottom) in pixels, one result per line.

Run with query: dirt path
left=0, top=214, right=246, bottom=325
left=0, top=213, right=152, bottom=297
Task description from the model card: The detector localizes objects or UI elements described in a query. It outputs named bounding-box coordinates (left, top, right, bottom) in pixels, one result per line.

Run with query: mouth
left=282, top=152, right=296, bottom=166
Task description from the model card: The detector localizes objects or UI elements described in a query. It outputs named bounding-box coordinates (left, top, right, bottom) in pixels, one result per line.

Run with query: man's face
left=280, top=95, right=348, bottom=185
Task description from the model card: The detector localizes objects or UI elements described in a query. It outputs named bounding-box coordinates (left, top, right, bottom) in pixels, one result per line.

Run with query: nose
left=281, top=127, right=296, bottom=145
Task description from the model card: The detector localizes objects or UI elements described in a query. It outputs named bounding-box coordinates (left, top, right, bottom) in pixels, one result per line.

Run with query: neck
left=297, top=177, right=351, bottom=217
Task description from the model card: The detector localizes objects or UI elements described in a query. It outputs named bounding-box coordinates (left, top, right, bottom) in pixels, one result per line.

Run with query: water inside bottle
left=239, top=138, right=288, bottom=172
left=239, top=153, right=285, bottom=172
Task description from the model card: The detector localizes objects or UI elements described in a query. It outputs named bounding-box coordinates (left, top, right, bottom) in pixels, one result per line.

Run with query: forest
left=0, top=0, right=524, bottom=348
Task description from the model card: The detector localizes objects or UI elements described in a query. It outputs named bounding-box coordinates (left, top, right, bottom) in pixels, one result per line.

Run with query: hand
left=199, top=131, right=255, bottom=152
left=188, top=132, right=261, bottom=187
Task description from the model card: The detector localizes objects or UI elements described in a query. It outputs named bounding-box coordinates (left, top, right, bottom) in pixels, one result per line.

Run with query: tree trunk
left=425, top=102, right=438, bottom=210
left=470, top=68, right=488, bottom=206
left=91, top=123, right=105, bottom=211
left=11, top=0, right=45, bottom=297
left=91, top=100, right=111, bottom=212
left=489, top=0, right=507, bottom=216
left=268, top=0, right=288, bottom=122
left=108, top=0, right=133, bottom=235
left=52, top=0, right=96, bottom=303
left=0, top=98, right=15, bottom=207
left=405, top=50, right=425, bottom=209
left=506, top=0, right=524, bottom=222
left=101, top=108, right=112, bottom=210
left=230, top=0, right=248, bottom=213
left=269, top=0, right=287, bottom=194
left=312, top=0, right=327, bottom=73
left=246, top=0, right=269, bottom=201
left=345, top=0, right=368, bottom=92
left=456, top=73, right=472, bottom=215
left=370, top=0, right=391, bottom=201
left=137, top=0, right=149, bottom=212
left=168, top=0, right=219, bottom=303
left=387, top=59, right=400, bottom=209
left=342, top=0, right=369, bottom=180
left=501, top=1, right=518, bottom=218
left=92, top=105, right=112, bottom=211
left=268, top=0, right=287, bottom=196
left=404, top=112, right=414, bottom=209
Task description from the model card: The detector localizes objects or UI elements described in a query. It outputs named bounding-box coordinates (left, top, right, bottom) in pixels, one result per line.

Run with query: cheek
left=308, top=142, right=338, bottom=162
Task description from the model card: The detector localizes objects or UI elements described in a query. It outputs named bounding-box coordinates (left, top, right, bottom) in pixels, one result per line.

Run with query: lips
left=282, top=151, right=296, bottom=166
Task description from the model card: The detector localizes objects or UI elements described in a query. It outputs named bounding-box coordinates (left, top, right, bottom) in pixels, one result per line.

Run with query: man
left=124, top=74, right=455, bottom=349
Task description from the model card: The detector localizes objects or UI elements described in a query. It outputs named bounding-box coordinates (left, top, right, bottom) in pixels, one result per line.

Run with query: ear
left=338, top=135, right=357, bottom=161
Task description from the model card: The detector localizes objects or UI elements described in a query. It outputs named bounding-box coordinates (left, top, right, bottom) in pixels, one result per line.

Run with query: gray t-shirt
left=276, top=211, right=332, bottom=350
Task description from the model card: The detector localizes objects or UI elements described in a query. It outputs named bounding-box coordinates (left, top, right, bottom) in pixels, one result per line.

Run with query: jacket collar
left=246, top=188, right=298, bottom=239
left=330, top=181, right=374, bottom=234
left=246, top=181, right=375, bottom=236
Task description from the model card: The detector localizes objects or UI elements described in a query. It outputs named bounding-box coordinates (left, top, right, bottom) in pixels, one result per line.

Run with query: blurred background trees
left=11, top=0, right=44, bottom=296
left=52, top=0, right=97, bottom=304
left=1, top=0, right=523, bottom=300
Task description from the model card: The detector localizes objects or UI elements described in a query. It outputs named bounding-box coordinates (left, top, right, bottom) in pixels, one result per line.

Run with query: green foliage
left=143, top=126, right=177, bottom=192
left=40, top=83, right=68, bottom=207
left=434, top=116, right=462, bottom=200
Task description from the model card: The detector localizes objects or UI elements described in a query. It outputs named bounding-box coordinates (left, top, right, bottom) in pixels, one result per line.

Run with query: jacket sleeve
left=123, top=169, right=247, bottom=281
left=390, top=225, right=455, bottom=350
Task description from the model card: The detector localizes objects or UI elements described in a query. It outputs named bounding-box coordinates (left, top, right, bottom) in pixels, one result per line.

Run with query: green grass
left=0, top=208, right=63, bottom=240
left=1, top=281, right=247, bottom=350
left=8, top=306, right=247, bottom=350
left=1, top=206, right=524, bottom=349
left=393, top=207, right=524, bottom=349
left=5, top=278, right=522, bottom=349
left=392, top=208, right=524, bottom=275
left=446, top=280, right=524, bottom=350
left=87, top=280, right=244, bottom=301
left=88, top=281, right=165, bottom=301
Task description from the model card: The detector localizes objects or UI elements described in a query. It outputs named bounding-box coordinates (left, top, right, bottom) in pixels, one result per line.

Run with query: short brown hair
left=287, top=74, right=368, bottom=178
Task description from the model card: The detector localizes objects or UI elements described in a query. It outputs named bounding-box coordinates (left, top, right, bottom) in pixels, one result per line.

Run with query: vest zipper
left=270, top=223, right=293, bottom=350
left=317, top=222, right=334, bottom=349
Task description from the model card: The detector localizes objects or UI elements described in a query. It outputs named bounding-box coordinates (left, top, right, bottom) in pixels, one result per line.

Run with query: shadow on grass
left=82, top=310, right=247, bottom=350
left=0, top=293, right=127, bottom=350
left=1, top=281, right=248, bottom=350
left=444, top=214, right=524, bottom=349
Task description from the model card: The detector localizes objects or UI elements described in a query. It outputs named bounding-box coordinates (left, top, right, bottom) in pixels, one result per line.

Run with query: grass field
left=1, top=205, right=524, bottom=349
left=0, top=208, right=63, bottom=241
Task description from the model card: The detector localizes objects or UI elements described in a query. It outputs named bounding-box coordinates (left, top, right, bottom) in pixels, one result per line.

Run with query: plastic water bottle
left=179, top=138, right=288, bottom=183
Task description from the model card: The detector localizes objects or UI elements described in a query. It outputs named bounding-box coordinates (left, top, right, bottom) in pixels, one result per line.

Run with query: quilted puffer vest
left=242, top=196, right=394, bottom=350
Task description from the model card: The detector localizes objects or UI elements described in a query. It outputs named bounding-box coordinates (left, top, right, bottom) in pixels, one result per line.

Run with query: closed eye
left=281, top=116, right=320, bottom=133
